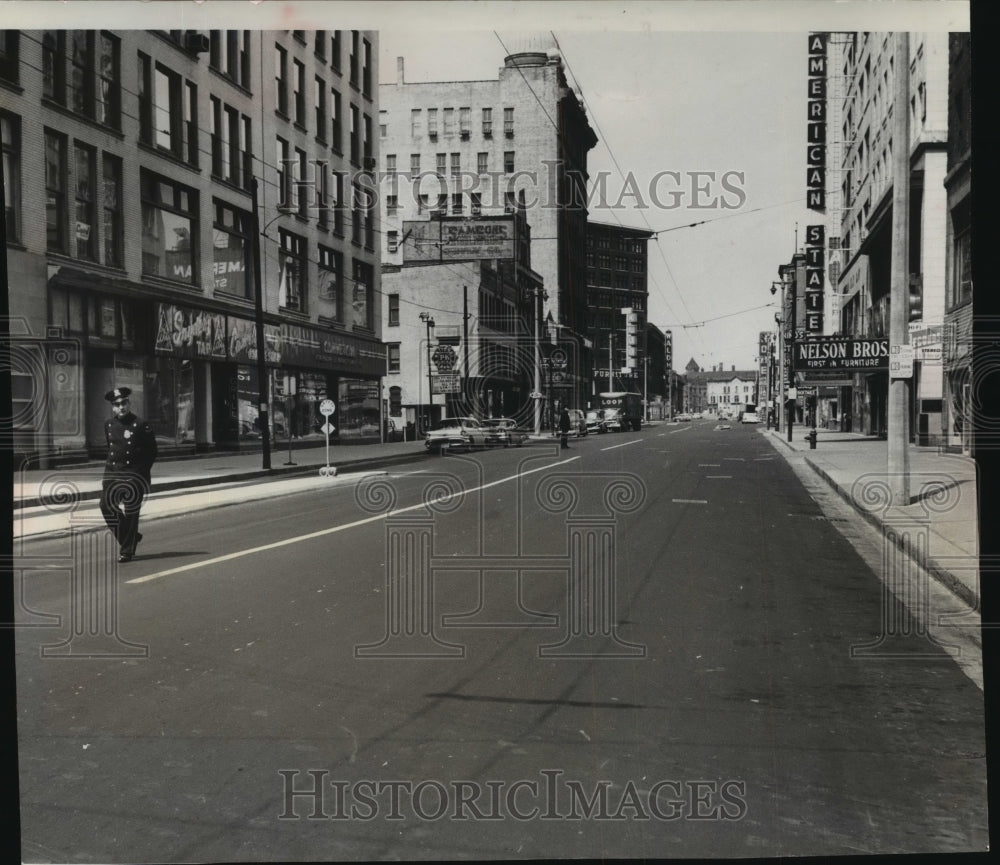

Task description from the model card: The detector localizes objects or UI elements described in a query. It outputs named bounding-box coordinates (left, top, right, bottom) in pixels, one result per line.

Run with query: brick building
left=2, top=28, right=383, bottom=465
left=378, top=42, right=598, bottom=409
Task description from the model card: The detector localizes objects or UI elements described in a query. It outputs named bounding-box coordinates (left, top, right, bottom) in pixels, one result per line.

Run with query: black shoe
left=118, top=553, right=133, bottom=563
left=136, top=533, right=143, bottom=548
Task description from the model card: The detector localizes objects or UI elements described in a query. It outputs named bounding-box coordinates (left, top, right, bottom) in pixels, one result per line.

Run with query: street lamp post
left=419, top=312, right=435, bottom=434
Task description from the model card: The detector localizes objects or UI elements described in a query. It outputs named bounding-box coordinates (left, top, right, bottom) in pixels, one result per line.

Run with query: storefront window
left=338, top=377, right=379, bottom=440
left=213, top=199, right=251, bottom=297
left=139, top=355, right=195, bottom=445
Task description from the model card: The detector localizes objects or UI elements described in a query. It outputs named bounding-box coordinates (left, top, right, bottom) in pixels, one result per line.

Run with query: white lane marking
left=698, top=464, right=721, bottom=467
left=129, top=456, right=579, bottom=585
left=672, top=499, right=708, bottom=504
left=705, top=475, right=732, bottom=479
left=753, top=457, right=774, bottom=461
left=600, top=439, right=642, bottom=451
left=724, top=457, right=746, bottom=461
left=668, top=427, right=690, bottom=434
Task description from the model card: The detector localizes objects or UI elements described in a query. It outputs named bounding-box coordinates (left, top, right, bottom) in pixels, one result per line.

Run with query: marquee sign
left=792, top=336, right=888, bottom=372
left=807, top=33, right=827, bottom=212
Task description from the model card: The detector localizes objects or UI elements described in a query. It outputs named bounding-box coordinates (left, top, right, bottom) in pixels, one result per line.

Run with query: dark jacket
left=558, top=410, right=571, bottom=434
left=104, top=412, right=158, bottom=479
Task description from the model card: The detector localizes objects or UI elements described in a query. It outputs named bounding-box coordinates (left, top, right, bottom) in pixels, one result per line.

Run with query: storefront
left=41, top=267, right=386, bottom=461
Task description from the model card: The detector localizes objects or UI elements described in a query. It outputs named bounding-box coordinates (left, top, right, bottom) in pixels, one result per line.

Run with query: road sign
left=889, top=344, right=914, bottom=378
left=319, top=399, right=336, bottom=416
left=320, top=423, right=336, bottom=435
left=529, top=391, right=543, bottom=399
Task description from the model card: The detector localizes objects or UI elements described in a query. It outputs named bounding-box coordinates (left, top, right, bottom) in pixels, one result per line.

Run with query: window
left=443, top=108, right=455, bottom=136
left=331, top=88, right=342, bottom=152
left=0, top=30, right=19, bottom=85
left=318, top=244, right=342, bottom=320
left=275, top=44, right=288, bottom=115
left=388, top=294, right=400, bottom=326
left=1, top=113, right=20, bottom=243
left=470, top=192, right=481, bottom=216
left=363, top=113, right=373, bottom=163
left=460, top=107, right=471, bottom=138
left=386, top=194, right=399, bottom=213
left=482, top=107, right=493, bottom=137
left=45, top=130, right=67, bottom=253
left=504, top=151, right=514, bottom=174
left=100, top=153, right=123, bottom=267
left=436, top=153, right=446, bottom=176
left=210, top=31, right=250, bottom=88
left=427, top=108, right=438, bottom=138
left=69, top=32, right=93, bottom=117
left=141, top=170, right=198, bottom=285
left=349, top=31, right=359, bottom=87
left=352, top=258, right=373, bottom=329
left=351, top=178, right=363, bottom=245
left=213, top=200, right=252, bottom=298
left=74, top=142, right=97, bottom=261
left=211, top=97, right=251, bottom=187
left=43, top=31, right=66, bottom=103
left=276, top=136, right=290, bottom=206
left=314, top=30, right=326, bottom=60
left=278, top=229, right=306, bottom=311
left=316, top=166, right=329, bottom=230
left=477, top=152, right=488, bottom=175
left=387, top=344, right=400, bottom=373
left=451, top=193, right=463, bottom=214
left=350, top=104, right=360, bottom=164
left=332, top=171, right=345, bottom=236
left=387, top=230, right=398, bottom=253
left=386, top=154, right=396, bottom=174
left=450, top=152, right=460, bottom=177
left=315, top=77, right=327, bottom=141
left=410, top=154, right=420, bottom=175
left=410, top=108, right=421, bottom=137
left=293, top=59, right=306, bottom=126
left=504, top=107, right=514, bottom=137
left=952, top=228, right=972, bottom=308
left=362, top=37, right=372, bottom=97
left=139, top=55, right=197, bottom=164
left=97, top=33, right=121, bottom=128
left=293, top=147, right=308, bottom=216
left=331, top=31, right=342, bottom=72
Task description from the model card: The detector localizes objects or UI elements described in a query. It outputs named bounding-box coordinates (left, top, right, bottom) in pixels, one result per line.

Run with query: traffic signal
left=908, top=274, right=923, bottom=323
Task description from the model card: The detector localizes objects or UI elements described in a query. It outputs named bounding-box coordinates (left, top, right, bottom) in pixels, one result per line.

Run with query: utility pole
left=888, top=30, right=911, bottom=503
left=248, top=179, right=271, bottom=470
left=462, top=285, right=470, bottom=416
left=419, top=312, right=435, bottom=433
left=532, top=287, right=542, bottom=436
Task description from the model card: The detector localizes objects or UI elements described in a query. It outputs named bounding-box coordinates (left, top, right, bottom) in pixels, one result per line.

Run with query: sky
left=7, top=0, right=970, bottom=373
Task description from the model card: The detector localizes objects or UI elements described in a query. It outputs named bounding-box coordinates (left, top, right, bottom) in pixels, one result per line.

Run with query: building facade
left=833, top=31, right=949, bottom=442
left=584, top=220, right=654, bottom=406
left=3, top=28, right=384, bottom=465
left=942, top=32, right=972, bottom=454
left=378, top=44, right=598, bottom=409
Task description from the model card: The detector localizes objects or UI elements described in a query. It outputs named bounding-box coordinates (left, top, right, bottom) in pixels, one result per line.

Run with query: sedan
left=584, top=410, right=608, bottom=435
left=481, top=417, right=529, bottom=447
left=425, top=417, right=489, bottom=452
left=741, top=411, right=760, bottom=424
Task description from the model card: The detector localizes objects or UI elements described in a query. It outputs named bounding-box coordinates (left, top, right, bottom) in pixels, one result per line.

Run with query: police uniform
left=99, top=387, right=158, bottom=562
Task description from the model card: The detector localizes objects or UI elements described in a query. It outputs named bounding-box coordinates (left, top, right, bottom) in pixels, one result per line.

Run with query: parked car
left=741, top=410, right=760, bottom=424
left=585, top=409, right=608, bottom=434
left=481, top=417, right=529, bottom=447
left=424, top=417, right=489, bottom=452
left=566, top=409, right=588, bottom=436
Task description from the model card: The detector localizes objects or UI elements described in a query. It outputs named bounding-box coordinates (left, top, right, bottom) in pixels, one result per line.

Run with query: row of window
left=588, top=270, right=647, bottom=291
left=406, top=106, right=515, bottom=140
left=385, top=151, right=518, bottom=177
left=587, top=252, right=647, bottom=272
left=589, top=292, right=647, bottom=310
left=591, top=234, right=646, bottom=254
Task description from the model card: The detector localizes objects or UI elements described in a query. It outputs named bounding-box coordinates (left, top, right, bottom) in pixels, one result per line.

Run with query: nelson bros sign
left=792, top=336, right=889, bottom=372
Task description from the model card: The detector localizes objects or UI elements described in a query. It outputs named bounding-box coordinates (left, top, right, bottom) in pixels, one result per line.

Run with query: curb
left=15, top=450, right=430, bottom=511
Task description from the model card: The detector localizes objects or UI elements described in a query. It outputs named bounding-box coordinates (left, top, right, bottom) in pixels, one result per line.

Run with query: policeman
left=99, top=387, right=158, bottom=563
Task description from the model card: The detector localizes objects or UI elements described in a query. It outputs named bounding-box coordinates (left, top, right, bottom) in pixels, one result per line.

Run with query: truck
left=598, top=392, right=643, bottom=432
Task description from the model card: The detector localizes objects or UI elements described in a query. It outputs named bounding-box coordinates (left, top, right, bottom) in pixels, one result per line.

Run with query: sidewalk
left=13, top=437, right=433, bottom=540
left=763, top=426, right=980, bottom=610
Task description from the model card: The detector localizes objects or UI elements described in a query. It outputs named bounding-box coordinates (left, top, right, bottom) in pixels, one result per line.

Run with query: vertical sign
left=805, top=224, right=825, bottom=333
left=807, top=33, right=827, bottom=212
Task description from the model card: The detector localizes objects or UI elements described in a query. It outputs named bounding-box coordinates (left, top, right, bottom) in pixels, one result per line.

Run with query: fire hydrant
left=806, top=428, right=818, bottom=449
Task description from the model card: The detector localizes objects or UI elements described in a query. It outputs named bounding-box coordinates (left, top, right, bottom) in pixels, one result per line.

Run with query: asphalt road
left=15, top=422, right=988, bottom=861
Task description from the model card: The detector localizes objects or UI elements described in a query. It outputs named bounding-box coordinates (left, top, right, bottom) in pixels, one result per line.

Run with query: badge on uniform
left=124, top=430, right=132, bottom=439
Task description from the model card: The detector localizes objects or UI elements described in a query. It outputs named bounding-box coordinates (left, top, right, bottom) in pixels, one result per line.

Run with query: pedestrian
left=100, top=387, right=158, bottom=563
left=558, top=407, right=571, bottom=449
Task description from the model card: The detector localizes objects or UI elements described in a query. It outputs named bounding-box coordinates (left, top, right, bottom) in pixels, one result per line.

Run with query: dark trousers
left=100, top=474, right=149, bottom=555
left=560, top=432, right=569, bottom=448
